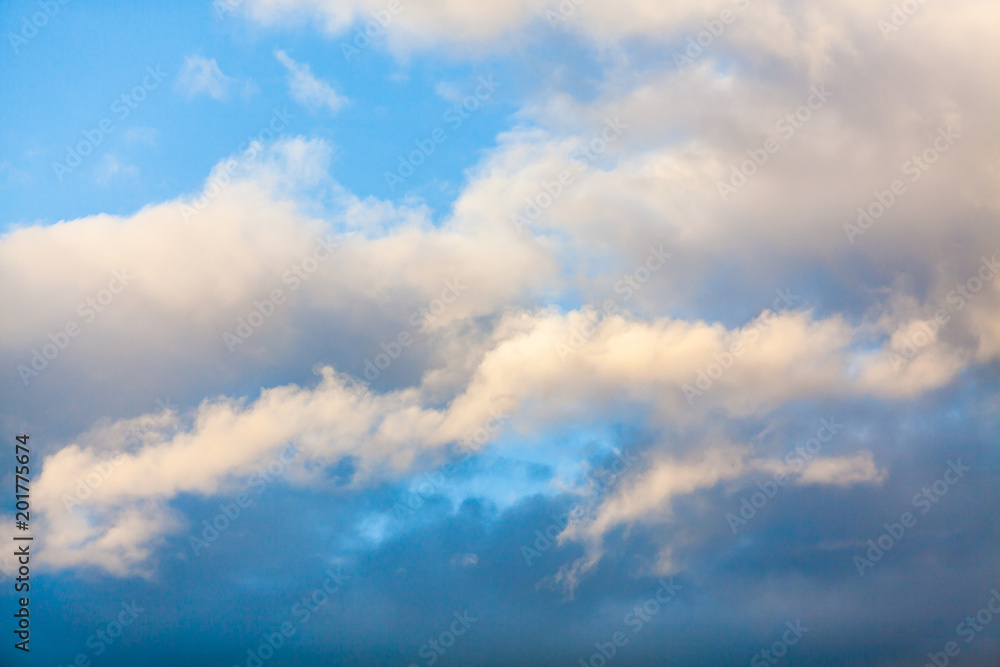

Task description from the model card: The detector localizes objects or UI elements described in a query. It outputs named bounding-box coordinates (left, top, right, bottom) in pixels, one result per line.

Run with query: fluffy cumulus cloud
left=2, top=0, right=999, bottom=663
left=8, top=250, right=981, bottom=574
left=7, top=0, right=1000, bottom=575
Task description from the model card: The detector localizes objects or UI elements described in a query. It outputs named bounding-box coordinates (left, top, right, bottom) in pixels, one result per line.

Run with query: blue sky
left=1, top=0, right=999, bottom=665
left=1, top=0, right=538, bottom=225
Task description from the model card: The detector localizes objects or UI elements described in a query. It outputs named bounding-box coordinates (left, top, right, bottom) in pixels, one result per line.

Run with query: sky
left=0, top=0, right=998, bottom=665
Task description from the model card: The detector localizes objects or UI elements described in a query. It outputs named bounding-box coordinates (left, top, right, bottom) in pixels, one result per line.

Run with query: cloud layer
left=1, top=0, right=998, bottom=663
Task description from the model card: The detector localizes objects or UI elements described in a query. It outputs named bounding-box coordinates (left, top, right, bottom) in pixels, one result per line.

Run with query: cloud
left=796, top=449, right=885, bottom=487
left=274, top=49, right=347, bottom=113
left=544, top=438, right=886, bottom=594
left=15, top=298, right=955, bottom=574
left=2, top=127, right=993, bottom=576
left=4, top=0, right=1000, bottom=663
left=94, top=153, right=140, bottom=185
left=237, top=0, right=991, bottom=75
left=174, top=55, right=243, bottom=100
left=4, top=0, right=998, bottom=627
left=123, top=126, right=159, bottom=146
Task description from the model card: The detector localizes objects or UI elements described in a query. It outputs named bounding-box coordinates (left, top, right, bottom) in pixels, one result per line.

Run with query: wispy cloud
left=95, top=153, right=139, bottom=185
left=174, top=54, right=253, bottom=101
left=124, top=126, right=159, bottom=146
left=274, top=49, right=347, bottom=113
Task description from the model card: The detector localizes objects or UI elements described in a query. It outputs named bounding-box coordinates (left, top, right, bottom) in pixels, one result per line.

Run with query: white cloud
left=123, top=126, right=159, bottom=146
left=5, top=0, right=999, bottom=581
left=174, top=55, right=240, bottom=100
left=550, top=442, right=886, bottom=593
left=1, top=128, right=993, bottom=575
left=236, top=0, right=963, bottom=65
left=95, top=153, right=140, bottom=185
left=18, top=298, right=949, bottom=574
left=275, top=49, right=346, bottom=113
left=797, top=450, right=885, bottom=487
